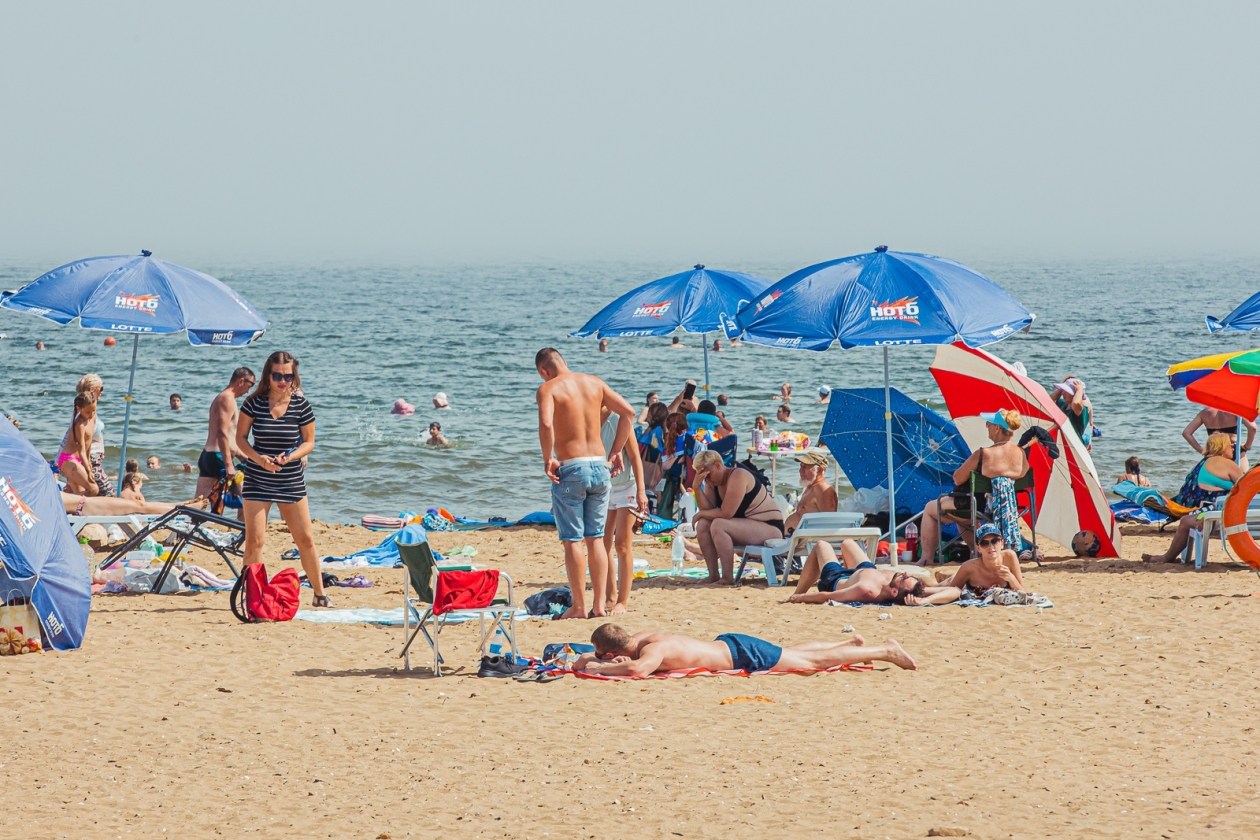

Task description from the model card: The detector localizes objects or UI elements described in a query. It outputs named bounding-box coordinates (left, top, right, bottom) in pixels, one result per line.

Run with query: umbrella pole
left=702, top=332, right=711, bottom=397
left=1237, top=417, right=1243, bottom=464
left=115, top=334, right=140, bottom=496
left=884, top=346, right=898, bottom=567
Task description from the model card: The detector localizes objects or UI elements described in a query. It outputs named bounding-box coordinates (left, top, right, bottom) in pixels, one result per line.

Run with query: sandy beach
left=2, top=521, right=1257, bottom=839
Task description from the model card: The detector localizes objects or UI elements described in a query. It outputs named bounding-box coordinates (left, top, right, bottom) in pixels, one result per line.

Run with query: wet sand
left=5, top=520, right=1260, bottom=838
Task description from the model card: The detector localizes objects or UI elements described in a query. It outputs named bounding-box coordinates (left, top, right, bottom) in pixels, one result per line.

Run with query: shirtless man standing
left=535, top=348, right=636, bottom=620
left=195, top=367, right=255, bottom=501
left=784, top=451, right=838, bottom=535
left=577, top=623, right=916, bottom=676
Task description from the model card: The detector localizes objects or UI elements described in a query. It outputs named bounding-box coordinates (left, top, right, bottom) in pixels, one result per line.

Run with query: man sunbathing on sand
left=575, top=623, right=916, bottom=677
left=932, top=522, right=1026, bottom=592
left=786, top=539, right=961, bottom=606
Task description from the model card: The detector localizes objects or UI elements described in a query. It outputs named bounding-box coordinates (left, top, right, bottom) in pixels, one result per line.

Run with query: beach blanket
left=826, top=592, right=1053, bottom=609
left=1111, top=500, right=1168, bottom=525
left=321, top=524, right=430, bottom=567
left=575, top=663, right=872, bottom=681
left=293, top=606, right=537, bottom=626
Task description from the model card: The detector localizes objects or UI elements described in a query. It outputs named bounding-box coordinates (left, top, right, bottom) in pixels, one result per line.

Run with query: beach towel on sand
left=322, top=524, right=429, bottom=567
left=575, top=663, right=871, bottom=681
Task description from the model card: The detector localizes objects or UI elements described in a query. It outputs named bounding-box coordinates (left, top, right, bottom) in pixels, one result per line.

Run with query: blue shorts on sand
left=819, top=560, right=875, bottom=593
left=717, top=633, right=783, bottom=673
left=551, top=458, right=611, bottom=542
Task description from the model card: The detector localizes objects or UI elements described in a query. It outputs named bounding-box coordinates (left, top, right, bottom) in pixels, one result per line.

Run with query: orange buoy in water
left=103, top=336, right=116, bottom=347
left=1222, top=466, right=1260, bottom=570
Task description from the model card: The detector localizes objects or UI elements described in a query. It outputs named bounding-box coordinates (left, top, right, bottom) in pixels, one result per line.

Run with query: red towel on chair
left=433, top=569, right=500, bottom=615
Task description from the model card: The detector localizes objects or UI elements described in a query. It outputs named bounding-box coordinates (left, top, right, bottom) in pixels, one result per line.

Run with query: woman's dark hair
left=250, top=351, right=301, bottom=403
left=697, top=399, right=717, bottom=415
left=646, top=402, right=669, bottom=429
left=1125, top=456, right=1141, bottom=475
left=645, top=392, right=658, bottom=404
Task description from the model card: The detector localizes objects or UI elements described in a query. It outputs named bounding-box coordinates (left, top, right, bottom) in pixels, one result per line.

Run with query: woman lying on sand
left=62, top=491, right=205, bottom=517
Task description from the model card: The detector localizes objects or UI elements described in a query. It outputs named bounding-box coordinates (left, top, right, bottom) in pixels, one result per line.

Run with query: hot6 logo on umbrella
left=114, top=292, right=160, bottom=315
left=0, top=476, right=39, bottom=533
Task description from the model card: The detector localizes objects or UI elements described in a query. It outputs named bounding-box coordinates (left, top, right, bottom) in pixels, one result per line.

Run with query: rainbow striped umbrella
left=1167, top=348, right=1260, bottom=420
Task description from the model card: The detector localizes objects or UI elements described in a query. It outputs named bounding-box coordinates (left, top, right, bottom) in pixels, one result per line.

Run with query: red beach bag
left=230, top=564, right=300, bottom=623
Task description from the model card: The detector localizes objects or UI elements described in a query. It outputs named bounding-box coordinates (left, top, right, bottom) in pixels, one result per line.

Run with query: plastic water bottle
left=490, top=626, right=504, bottom=657
left=904, top=522, right=919, bottom=561
left=79, top=538, right=94, bottom=567
left=671, top=532, right=685, bottom=576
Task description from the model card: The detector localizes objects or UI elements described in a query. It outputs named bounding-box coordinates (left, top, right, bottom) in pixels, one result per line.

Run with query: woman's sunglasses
left=978, top=536, right=1003, bottom=548
left=270, top=372, right=295, bottom=383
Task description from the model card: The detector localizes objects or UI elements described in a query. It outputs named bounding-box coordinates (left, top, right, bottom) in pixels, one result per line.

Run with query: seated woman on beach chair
left=917, top=409, right=1028, bottom=564
left=690, top=449, right=784, bottom=585
left=786, top=540, right=961, bottom=605
left=1142, top=432, right=1244, bottom=563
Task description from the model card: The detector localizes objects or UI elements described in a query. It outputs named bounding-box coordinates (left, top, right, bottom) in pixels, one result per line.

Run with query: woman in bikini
left=690, top=449, right=785, bottom=585
left=1143, top=432, right=1245, bottom=563
left=917, top=409, right=1028, bottom=565
left=1183, top=407, right=1255, bottom=470
left=58, top=394, right=99, bottom=496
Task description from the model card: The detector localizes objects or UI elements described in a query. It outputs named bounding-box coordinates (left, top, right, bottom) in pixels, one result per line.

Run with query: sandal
left=312, top=594, right=333, bottom=608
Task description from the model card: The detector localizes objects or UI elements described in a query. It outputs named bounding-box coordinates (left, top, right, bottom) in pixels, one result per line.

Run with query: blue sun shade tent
left=819, top=388, right=971, bottom=516
left=1207, top=290, right=1260, bottom=334
left=0, top=420, right=90, bottom=651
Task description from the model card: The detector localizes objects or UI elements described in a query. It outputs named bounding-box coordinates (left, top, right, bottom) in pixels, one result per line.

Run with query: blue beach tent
left=1, top=251, right=269, bottom=491
left=1207, top=290, right=1260, bottom=334
left=0, top=419, right=91, bottom=651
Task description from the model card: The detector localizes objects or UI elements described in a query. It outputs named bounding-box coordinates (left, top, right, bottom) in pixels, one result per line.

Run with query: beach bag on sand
left=230, top=564, right=300, bottom=623
left=0, top=596, right=43, bottom=655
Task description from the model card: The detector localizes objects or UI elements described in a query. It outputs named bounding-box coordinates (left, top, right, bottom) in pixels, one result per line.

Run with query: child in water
left=426, top=422, right=449, bottom=447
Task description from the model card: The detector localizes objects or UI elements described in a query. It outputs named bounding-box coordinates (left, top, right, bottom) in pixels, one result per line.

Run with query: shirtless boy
left=535, top=348, right=636, bottom=619
left=787, top=540, right=961, bottom=606
left=933, top=522, right=1026, bottom=592
left=195, top=368, right=255, bottom=501
left=577, top=623, right=916, bottom=677
left=784, top=451, right=837, bottom=534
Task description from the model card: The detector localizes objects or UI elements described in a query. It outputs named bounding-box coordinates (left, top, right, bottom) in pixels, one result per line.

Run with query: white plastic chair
left=735, top=512, right=881, bottom=586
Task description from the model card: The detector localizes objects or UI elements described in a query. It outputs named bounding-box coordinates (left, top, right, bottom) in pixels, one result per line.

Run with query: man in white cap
left=784, top=450, right=838, bottom=535
left=1053, top=377, right=1092, bottom=449
left=816, top=386, right=831, bottom=404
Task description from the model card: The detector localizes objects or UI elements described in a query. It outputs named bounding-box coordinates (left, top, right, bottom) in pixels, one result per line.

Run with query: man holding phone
left=535, top=347, right=637, bottom=620
left=669, top=380, right=699, bottom=415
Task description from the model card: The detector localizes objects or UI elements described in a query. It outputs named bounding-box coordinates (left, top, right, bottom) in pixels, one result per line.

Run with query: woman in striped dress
left=234, top=351, right=331, bottom=607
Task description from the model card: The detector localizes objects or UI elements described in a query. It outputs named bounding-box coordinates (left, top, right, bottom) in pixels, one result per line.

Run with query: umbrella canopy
left=0, top=251, right=268, bottom=345
left=571, top=264, right=770, bottom=395
left=726, top=247, right=1034, bottom=350
left=930, top=342, right=1121, bottom=558
left=0, top=419, right=91, bottom=650
left=724, top=247, right=1033, bottom=562
left=1206, top=291, right=1260, bottom=334
left=573, top=265, right=770, bottom=339
left=0, top=251, right=269, bottom=491
left=1167, top=348, right=1260, bottom=421
left=819, top=388, right=971, bottom=516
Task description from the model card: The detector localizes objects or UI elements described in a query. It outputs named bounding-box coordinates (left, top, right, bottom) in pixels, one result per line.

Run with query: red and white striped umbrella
left=929, top=342, right=1121, bottom=558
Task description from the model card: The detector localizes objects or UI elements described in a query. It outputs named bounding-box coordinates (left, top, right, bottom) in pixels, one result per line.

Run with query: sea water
left=3, top=257, right=1258, bottom=523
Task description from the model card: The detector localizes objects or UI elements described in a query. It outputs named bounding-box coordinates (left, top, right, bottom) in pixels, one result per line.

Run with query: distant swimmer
left=427, top=422, right=449, bottom=447
left=35, top=341, right=45, bottom=350
left=391, top=398, right=415, bottom=416
left=433, top=392, right=450, bottom=409
left=196, top=367, right=255, bottom=503
left=712, top=338, right=722, bottom=352
left=669, top=336, right=684, bottom=349
left=169, top=393, right=182, bottom=411
left=147, top=456, right=161, bottom=470
left=776, top=404, right=794, bottom=424
left=575, top=623, right=916, bottom=676
left=535, top=346, right=636, bottom=620
left=816, top=386, right=830, bottom=404
left=598, top=338, right=609, bottom=353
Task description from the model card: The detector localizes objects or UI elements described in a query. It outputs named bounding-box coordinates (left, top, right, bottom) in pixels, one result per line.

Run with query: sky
left=1, top=2, right=1257, bottom=265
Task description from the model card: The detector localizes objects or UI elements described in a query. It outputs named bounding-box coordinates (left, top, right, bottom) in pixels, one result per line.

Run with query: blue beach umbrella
left=0, top=419, right=91, bottom=650
left=1207, top=291, right=1260, bottom=334
left=1, top=251, right=268, bottom=492
left=571, top=265, right=771, bottom=396
left=819, top=388, right=971, bottom=516
left=726, top=247, right=1033, bottom=559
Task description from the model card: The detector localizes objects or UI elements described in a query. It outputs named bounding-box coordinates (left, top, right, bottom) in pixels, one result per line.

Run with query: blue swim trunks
left=818, top=560, right=875, bottom=593
left=551, top=457, right=611, bottom=542
left=716, top=633, right=783, bottom=673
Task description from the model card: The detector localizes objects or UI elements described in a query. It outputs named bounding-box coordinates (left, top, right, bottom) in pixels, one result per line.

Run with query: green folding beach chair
left=937, top=467, right=1038, bottom=565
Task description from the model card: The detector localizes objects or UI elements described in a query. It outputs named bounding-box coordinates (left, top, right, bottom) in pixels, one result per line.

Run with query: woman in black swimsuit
left=690, top=450, right=785, bottom=585
left=234, top=351, right=330, bottom=607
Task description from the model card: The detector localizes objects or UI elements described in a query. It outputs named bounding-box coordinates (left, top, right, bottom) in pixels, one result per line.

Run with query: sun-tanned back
left=540, top=372, right=608, bottom=460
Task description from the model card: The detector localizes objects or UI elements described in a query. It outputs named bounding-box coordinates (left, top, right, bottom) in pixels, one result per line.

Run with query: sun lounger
left=68, top=513, right=155, bottom=540
left=735, top=512, right=880, bottom=587
left=97, top=506, right=245, bottom=593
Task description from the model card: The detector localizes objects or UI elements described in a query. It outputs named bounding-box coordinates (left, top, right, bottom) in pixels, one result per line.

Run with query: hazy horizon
left=2, top=2, right=1258, bottom=266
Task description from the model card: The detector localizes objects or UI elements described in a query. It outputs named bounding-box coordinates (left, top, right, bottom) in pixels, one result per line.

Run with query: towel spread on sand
left=827, top=592, right=1054, bottom=609
left=575, top=663, right=872, bottom=681
left=293, top=607, right=540, bottom=626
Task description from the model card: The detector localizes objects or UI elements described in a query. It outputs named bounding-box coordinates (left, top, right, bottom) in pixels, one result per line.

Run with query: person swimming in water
left=426, top=422, right=449, bottom=446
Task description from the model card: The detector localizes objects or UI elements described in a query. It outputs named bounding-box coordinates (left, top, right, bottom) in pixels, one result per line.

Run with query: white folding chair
left=736, top=512, right=882, bottom=586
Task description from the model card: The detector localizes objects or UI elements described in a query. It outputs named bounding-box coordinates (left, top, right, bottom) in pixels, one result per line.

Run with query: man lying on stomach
left=575, top=623, right=916, bottom=677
